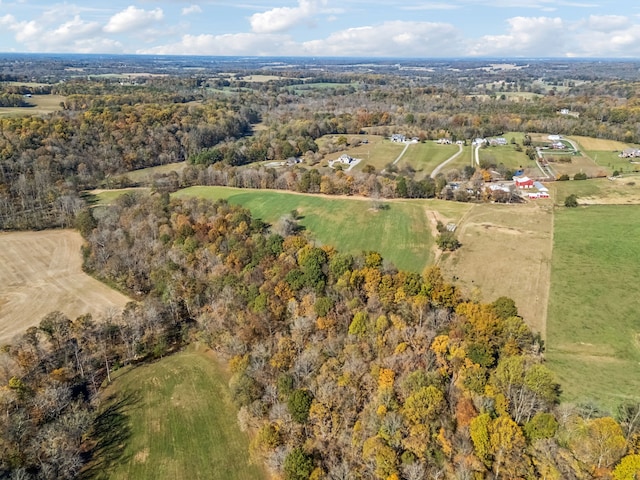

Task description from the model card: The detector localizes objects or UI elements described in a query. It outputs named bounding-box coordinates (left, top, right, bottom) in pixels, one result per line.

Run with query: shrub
left=573, top=172, right=588, bottom=180
left=564, top=194, right=579, bottom=207
left=288, top=389, right=314, bottom=424
left=557, top=174, right=570, bottom=181
left=436, top=231, right=461, bottom=251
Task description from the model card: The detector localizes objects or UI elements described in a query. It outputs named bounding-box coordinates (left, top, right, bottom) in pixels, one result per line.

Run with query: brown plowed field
left=0, top=230, right=130, bottom=343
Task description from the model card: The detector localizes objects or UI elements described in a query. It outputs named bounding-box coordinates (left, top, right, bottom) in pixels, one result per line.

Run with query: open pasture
left=174, top=186, right=467, bottom=272
left=397, top=142, right=460, bottom=177
left=570, top=135, right=630, bottom=152
left=119, top=162, right=188, bottom=185
left=0, top=94, right=65, bottom=117
left=438, top=203, right=553, bottom=335
left=0, top=230, right=130, bottom=344
left=319, top=135, right=405, bottom=172
left=478, top=143, right=535, bottom=171
left=546, top=205, right=640, bottom=409
left=549, top=176, right=640, bottom=205
left=546, top=154, right=606, bottom=179
left=89, top=346, right=265, bottom=480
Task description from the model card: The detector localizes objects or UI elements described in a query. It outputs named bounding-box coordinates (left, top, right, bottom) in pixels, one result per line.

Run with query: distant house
left=548, top=134, right=561, bottom=141
left=619, top=148, right=640, bottom=158
left=436, top=138, right=452, bottom=144
left=560, top=109, right=570, bottom=115
left=489, top=137, right=508, bottom=146
left=390, top=134, right=406, bottom=143
left=472, top=138, right=487, bottom=146
left=285, top=157, right=302, bottom=166
left=514, top=176, right=534, bottom=189
left=551, top=142, right=566, bottom=149
left=337, top=154, right=354, bottom=164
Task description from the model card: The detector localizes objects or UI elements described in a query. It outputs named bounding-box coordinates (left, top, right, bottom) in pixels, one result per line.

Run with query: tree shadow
left=80, top=390, right=140, bottom=479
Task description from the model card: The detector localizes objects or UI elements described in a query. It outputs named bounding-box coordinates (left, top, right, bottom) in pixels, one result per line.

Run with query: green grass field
left=87, top=346, right=265, bottom=480
left=174, top=186, right=462, bottom=272
left=546, top=205, right=640, bottom=410
left=120, top=162, right=188, bottom=185
left=397, top=142, right=460, bottom=177
left=478, top=143, right=534, bottom=170
left=89, top=188, right=151, bottom=207
left=549, top=177, right=640, bottom=206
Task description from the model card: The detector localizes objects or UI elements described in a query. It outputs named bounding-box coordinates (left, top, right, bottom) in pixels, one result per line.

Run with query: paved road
left=430, top=143, right=464, bottom=179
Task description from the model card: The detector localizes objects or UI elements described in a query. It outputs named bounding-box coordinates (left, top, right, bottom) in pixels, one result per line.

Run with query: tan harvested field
left=0, top=230, right=130, bottom=343
left=438, top=203, right=554, bottom=335
left=569, top=135, right=631, bottom=151
left=0, top=94, right=65, bottom=117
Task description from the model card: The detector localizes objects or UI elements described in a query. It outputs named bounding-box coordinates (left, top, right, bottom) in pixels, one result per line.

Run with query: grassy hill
left=87, top=346, right=266, bottom=480
left=174, top=186, right=469, bottom=272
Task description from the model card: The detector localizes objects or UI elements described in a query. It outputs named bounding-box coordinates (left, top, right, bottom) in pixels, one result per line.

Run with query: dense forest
left=2, top=57, right=640, bottom=479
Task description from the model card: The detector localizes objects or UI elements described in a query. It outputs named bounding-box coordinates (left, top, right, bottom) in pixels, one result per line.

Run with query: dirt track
left=0, top=230, right=130, bottom=344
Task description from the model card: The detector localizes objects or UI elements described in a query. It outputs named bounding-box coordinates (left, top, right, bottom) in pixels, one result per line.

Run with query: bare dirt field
left=0, top=230, right=130, bottom=344
left=438, top=203, right=554, bottom=336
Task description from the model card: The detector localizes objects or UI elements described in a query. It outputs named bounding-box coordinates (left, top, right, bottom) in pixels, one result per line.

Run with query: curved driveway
left=430, top=143, right=464, bottom=179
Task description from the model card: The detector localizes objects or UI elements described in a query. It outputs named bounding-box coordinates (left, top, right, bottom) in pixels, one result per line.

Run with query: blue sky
left=1, top=1, right=639, bottom=57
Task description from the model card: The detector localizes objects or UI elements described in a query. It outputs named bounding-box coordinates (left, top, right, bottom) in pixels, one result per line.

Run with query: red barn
left=514, top=176, right=534, bottom=189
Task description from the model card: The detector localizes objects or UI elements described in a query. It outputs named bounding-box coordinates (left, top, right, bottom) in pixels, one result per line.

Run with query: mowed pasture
left=438, top=203, right=554, bottom=335
left=0, top=94, right=65, bottom=117
left=546, top=206, right=640, bottom=409
left=396, top=142, right=460, bottom=177
left=0, top=230, right=130, bottom=343
left=549, top=176, right=640, bottom=206
left=318, top=135, right=405, bottom=172
left=174, top=186, right=471, bottom=272
left=478, top=143, right=537, bottom=171
left=89, top=346, right=265, bottom=480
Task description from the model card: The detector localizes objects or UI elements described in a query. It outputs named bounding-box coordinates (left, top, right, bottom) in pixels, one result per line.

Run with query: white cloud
left=470, top=16, right=565, bottom=56
left=104, top=6, right=163, bottom=34
left=584, top=14, right=630, bottom=33
left=139, top=32, right=297, bottom=56
left=568, top=19, right=640, bottom=57
left=250, top=0, right=327, bottom=34
left=302, top=21, right=465, bottom=57
left=182, top=5, right=203, bottom=16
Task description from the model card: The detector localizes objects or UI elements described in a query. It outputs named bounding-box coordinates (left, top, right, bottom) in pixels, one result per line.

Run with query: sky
left=1, top=1, right=640, bottom=58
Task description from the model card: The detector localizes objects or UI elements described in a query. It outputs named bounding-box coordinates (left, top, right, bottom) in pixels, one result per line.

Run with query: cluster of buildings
left=513, top=176, right=550, bottom=199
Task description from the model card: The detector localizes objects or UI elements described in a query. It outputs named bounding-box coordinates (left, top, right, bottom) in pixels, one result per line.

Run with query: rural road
left=430, top=143, right=464, bottom=179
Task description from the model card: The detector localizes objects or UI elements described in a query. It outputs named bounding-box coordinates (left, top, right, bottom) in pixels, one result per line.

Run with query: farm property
left=438, top=202, right=554, bottom=335
left=0, top=230, right=130, bottom=343
left=546, top=205, right=640, bottom=409
left=174, top=186, right=471, bottom=272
